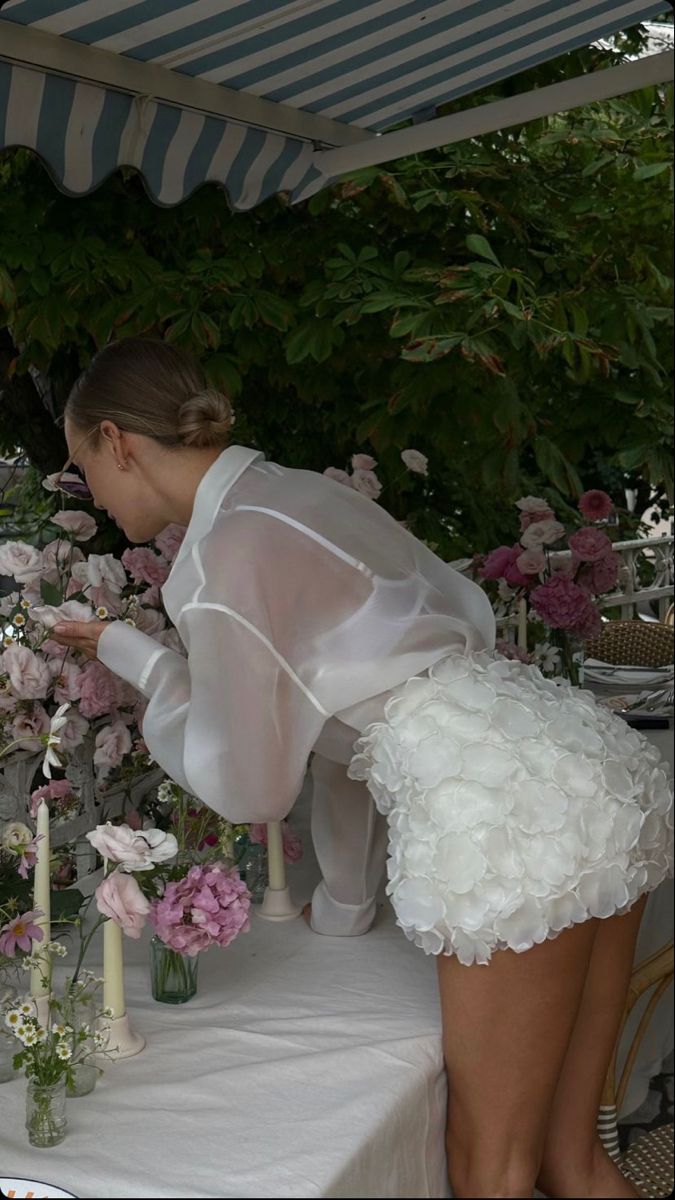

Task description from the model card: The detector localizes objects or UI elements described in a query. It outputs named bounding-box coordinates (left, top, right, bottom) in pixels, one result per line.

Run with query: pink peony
left=121, top=548, right=170, bottom=587
left=93, top=721, right=133, bottom=780
left=248, top=821, right=304, bottom=864
left=351, top=453, right=377, bottom=471
left=76, top=660, right=121, bottom=719
left=568, top=527, right=614, bottom=563
left=351, top=469, right=383, bottom=500
left=150, top=862, right=250, bottom=955
left=154, top=524, right=186, bottom=562
left=0, top=909, right=44, bottom=955
left=579, top=490, right=613, bottom=522
left=515, top=548, right=547, bottom=576
left=323, top=467, right=352, bottom=487
left=2, top=643, right=51, bottom=699
left=51, top=510, right=98, bottom=541
left=95, top=870, right=151, bottom=938
left=530, top=574, right=592, bottom=631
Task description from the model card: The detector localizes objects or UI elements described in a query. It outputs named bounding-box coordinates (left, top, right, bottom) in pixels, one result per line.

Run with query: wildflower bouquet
left=480, top=490, right=620, bottom=683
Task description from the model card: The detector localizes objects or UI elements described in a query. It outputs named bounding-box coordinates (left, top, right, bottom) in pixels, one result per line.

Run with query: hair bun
left=177, top=389, right=234, bottom=449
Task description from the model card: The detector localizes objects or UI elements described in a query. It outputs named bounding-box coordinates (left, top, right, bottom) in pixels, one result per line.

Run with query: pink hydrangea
left=568, top=527, right=614, bottom=563
left=150, top=862, right=250, bottom=956
left=494, top=639, right=531, bottom=664
left=579, top=490, right=613, bottom=522
left=570, top=602, right=603, bottom=640
left=121, top=547, right=170, bottom=587
left=530, top=574, right=591, bottom=631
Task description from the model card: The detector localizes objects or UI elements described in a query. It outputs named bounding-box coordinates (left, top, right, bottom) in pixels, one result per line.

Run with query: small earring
left=117, top=462, right=126, bottom=471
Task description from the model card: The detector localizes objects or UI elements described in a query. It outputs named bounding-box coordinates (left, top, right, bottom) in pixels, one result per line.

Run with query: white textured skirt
left=347, top=651, right=674, bottom=966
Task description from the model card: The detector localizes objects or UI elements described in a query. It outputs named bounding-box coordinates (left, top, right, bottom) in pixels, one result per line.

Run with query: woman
left=52, top=338, right=673, bottom=1200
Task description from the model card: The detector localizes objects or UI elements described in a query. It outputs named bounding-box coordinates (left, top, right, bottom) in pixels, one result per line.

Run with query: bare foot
left=536, top=1140, right=642, bottom=1198
left=302, top=903, right=312, bottom=928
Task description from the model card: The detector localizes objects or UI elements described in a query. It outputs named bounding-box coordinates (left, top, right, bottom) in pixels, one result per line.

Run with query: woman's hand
left=51, top=620, right=108, bottom=661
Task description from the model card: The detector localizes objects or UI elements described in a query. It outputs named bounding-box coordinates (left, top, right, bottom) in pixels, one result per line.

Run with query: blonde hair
left=66, top=338, right=234, bottom=450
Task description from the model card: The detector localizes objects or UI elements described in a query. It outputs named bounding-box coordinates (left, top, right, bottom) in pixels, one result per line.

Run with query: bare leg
left=535, top=894, right=649, bottom=1199
left=437, top=918, right=598, bottom=1198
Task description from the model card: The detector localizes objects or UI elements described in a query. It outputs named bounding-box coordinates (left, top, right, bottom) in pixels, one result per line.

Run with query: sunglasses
left=46, top=426, right=99, bottom=501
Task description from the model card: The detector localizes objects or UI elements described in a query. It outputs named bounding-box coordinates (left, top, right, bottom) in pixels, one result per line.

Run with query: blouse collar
left=166, top=443, right=263, bottom=580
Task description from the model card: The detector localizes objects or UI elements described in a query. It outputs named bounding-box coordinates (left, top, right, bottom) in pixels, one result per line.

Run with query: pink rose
left=530, top=575, right=592, bottom=631
left=2, top=644, right=51, bottom=699
left=154, top=524, right=186, bottom=562
left=42, top=539, right=84, bottom=572
left=480, top=546, right=515, bottom=580
left=76, top=661, right=121, bottom=719
left=578, top=490, right=613, bottom=522
left=51, top=510, right=98, bottom=541
left=48, top=660, right=82, bottom=705
left=519, top=519, right=566, bottom=549
left=323, top=467, right=352, bottom=487
left=95, top=870, right=151, bottom=938
left=515, top=495, right=552, bottom=514
left=519, top=508, right=556, bottom=531
left=82, top=553, right=127, bottom=593
left=515, top=548, right=547, bottom=576
left=121, top=547, right=170, bottom=587
left=351, top=453, right=377, bottom=471
left=93, top=721, right=133, bottom=780
left=568, top=527, right=614, bottom=563
left=351, top=469, right=382, bottom=500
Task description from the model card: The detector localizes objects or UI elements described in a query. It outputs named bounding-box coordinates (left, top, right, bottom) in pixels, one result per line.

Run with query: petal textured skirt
left=348, top=651, right=674, bottom=966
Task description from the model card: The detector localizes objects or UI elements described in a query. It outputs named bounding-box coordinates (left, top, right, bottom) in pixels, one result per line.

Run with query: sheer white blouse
left=98, top=445, right=496, bottom=823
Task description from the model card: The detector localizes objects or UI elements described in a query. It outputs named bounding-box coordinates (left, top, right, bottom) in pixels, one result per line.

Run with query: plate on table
left=0, top=1179, right=76, bottom=1199
left=583, top=662, right=674, bottom=691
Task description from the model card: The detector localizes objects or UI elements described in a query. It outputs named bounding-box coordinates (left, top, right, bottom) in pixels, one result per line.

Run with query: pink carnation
left=150, top=862, right=250, bottom=956
left=575, top=552, right=620, bottom=596
left=121, top=547, right=170, bottom=587
left=579, top=490, right=613, bottom=522
left=530, top=574, right=591, bottom=631
left=568, top=527, right=614, bottom=563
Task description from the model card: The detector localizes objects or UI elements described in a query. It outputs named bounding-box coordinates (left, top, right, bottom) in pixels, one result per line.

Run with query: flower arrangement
left=480, top=489, right=620, bottom=682
left=3, top=970, right=110, bottom=1088
left=323, top=448, right=429, bottom=500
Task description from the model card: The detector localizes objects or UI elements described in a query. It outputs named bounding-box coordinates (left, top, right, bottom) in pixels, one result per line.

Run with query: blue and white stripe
left=0, top=0, right=665, bottom=209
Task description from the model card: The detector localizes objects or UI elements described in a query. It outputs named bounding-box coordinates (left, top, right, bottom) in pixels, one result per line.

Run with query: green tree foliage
left=0, top=38, right=672, bottom=558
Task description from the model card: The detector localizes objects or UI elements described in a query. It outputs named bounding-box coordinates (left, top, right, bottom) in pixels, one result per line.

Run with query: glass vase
left=62, top=985, right=98, bottom=1097
left=150, top=936, right=199, bottom=1004
left=237, top=839, right=268, bottom=903
left=26, top=1078, right=68, bottom=1147
left=549, top=629, right=585, bottom=687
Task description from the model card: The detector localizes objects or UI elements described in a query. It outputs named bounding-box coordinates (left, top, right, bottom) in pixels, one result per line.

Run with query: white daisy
left=56, top=1042, right=71, bottom=1060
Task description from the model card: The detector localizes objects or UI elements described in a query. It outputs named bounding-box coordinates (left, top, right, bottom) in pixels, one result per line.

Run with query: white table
left=1, top=729, right=671, bottom=1198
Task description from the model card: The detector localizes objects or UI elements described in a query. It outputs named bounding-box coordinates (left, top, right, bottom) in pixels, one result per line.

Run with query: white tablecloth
left=1, top=727, right=672, bottom=1199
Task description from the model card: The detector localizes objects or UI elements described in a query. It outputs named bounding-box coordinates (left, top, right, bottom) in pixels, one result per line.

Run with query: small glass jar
left=61, top=986, right=98, bottom=1097
left=26, top=1078, right=68, bottom=1147
left=150, top=936, right=199, bottom=1004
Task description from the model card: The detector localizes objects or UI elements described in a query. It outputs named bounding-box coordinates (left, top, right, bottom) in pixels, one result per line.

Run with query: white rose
left=401, top=449, right=429, bottom=476
left=85, top=822, right=177, bottom=871
left=519, top=519, right=566, bottom=549
left=51, top=511, right=98, bottom=541
left=83, top=554, right=127, bottom=593
left=351, top=468, right=383, bottom=500
left=0, top=541, right=44, bottom=583
left=2, top=821, right=33, bottom=853
left=2, top=644, right=52, bottom=699
left=515, top=496, right=551, bottom=513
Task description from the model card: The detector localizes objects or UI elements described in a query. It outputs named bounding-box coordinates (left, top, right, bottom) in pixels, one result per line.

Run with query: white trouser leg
left=309, top=752, right=388, bottom=936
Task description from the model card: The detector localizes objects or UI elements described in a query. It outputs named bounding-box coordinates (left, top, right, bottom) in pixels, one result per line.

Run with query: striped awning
left=0, top=1, right=670, bottom=211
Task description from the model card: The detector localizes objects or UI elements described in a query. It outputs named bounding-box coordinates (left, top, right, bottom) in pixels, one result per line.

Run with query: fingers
left=52, top=622, right=87, bottom=637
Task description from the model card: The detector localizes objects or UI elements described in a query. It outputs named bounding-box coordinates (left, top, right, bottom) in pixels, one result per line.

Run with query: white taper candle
left=266, top=822, right=286, bottom=891
left=30, top=800, right=51, bottom=998
left=102, top=860, right=125, bottom=1018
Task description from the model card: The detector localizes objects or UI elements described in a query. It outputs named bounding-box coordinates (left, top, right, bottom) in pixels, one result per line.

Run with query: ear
left=99, top=420, right=127, bottom=461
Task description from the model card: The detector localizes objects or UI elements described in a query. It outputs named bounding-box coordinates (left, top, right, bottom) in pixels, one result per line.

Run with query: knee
left=446, top=1107, right=543, bottom=1198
